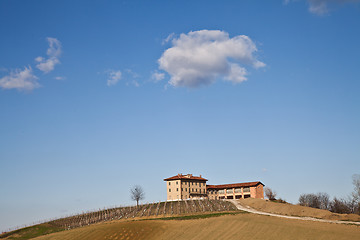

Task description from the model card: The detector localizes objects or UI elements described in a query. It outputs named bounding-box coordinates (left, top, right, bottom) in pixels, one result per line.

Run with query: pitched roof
left=206, top=181, right=264, bottom=189
left=164, top=174, right=208, bottom=181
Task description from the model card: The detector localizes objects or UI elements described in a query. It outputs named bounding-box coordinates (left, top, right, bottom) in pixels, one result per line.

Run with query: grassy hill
left=0, top=199, right=236, bottom=239
left=33, top=211, right=360, bottom=240
left=239, top=198, right=360, bottom=222
left=1, top=199, right=359, bottom=240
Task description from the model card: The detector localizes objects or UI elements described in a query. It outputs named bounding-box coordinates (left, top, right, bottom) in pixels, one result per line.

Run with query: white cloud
left=106, top=70, right=122, bottom=86
left=36, top=37, right=62, bottom=73
left=0, top=66, right=39, bottom=91
left=151, top=71, right=165, bottom=82
left=158, top=30, right=265, bottom=88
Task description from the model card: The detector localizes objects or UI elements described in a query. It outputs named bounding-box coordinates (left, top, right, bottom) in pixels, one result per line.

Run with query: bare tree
left=298, top=192, right=329, bottom=210
left=264, top=187, right=277, bottom=200
left=131, top=185, right=145, bottom=208
left=330, top=197, right=352, bottom=214
left=317, top=192, right=330, bottom=210
left=352, top=174, right=360, bottom=214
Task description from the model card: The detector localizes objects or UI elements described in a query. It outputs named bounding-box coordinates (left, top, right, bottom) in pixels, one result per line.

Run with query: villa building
left=164, top=174, right=208, bottom=201
left=164, top=174, right=264, bottom=201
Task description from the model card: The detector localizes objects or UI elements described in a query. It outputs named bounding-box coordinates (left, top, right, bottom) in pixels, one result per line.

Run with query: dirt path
left=228, top=199, right=360, bottom=225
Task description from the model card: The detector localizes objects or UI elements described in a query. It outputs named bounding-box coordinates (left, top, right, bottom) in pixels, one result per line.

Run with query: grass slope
left=34, top=212, right=360, bottom=240
left=239, top=198, right=360, bottom=221
left=0, top=224, right=63, bottom=240
left=0, top=200, right=236, bottom=239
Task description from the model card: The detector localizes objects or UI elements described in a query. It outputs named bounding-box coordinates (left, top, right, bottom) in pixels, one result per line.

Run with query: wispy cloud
left=157, top=30, right=265, bottom=88
left=106, top=70, right=122, bottom=86
left=35, top=37, right=62, bottom=73
left=125, top=69, right=140, bottom=78
left=0, top=66, right=39, bottom=91
left=162, top=33, right=175, bottom=45
left=54, top=76, right=66, bottom=80
left=151, top=71, right=165, bottom=82
left=286, top=0, right=360, bottom=15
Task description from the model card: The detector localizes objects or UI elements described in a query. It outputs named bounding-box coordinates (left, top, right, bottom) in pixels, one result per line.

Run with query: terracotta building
left=164, top=174, right=264, bottom=201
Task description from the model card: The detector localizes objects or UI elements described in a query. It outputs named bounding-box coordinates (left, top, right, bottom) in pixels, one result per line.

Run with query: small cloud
left=308, top=0, right=329, bottom=15
left=36, top=37, right=62, bottom=73
left=106, top=70, right=122, bottom=86
left=283, top=0, right=290, bottom=4
left=125, top=80, right=140, bottom=87
left=54, top=76, right=66, bottom=80
left=262, top=168, right=268, bottom=173
left=157, top=30, right=265, bottom=88
left=287, top=0, right=360, bottom=15
left=162, top=33, right=175, bottom=45
left=151, top=71, right=165, bottom=82
left=0, top=66, right=39, bottom=91
left=132, top=80, right=140, bottom=87
left=34, top=56, right=44, bottom=62
left=125, top=69, right=140, bottom=78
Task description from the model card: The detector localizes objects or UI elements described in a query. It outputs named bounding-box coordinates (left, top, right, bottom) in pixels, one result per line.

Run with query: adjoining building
left=207, top=182, right=264, bottom=200
left=164, top=173, right=264, bottom=201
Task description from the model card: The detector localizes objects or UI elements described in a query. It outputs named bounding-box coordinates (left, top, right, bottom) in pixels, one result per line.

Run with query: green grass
left=0, top=223, right=63, bottom=240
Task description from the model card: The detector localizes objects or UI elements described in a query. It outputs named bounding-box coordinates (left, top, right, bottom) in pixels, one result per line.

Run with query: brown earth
left=34, top=212, right=360, bottom=240
left=239, top=198, right=360, bottom=222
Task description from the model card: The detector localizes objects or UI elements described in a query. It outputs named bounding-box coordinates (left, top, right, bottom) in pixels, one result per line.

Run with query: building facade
left=164, top=174, right=265, bottom=201
left=164, top=174, right=207, bottom=201
left=207, top=182, right=264, bottom=200
left=164, top=174, right=264, bottom=201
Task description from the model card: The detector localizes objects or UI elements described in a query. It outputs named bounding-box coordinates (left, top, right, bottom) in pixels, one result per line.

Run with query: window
left=192, top=182, right=193, bottom=185
left=243, top=187, right=250, bottom=192
left=182, top=188, right=183, bottom=191
left=199, top=189, right=201, bottom=193
left=169, top=189, right=171, bottom=192
left=195, top=182, right=197, bottom=186
left=235, top=188, right=241, bottom=193
left=176, top=188, right=178, bottom=191
left=176, top=181, right=178, bottom=185
left=185, top=188, right=187, bottom=191
left=219, top=190, right=225, bottom=194
left=169, top=182, right=171, bottom=185
left=226, top=189, right=233, bottom=194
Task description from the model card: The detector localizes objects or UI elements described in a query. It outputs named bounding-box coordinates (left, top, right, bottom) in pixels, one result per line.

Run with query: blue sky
left=1, top=0, right=360, bottom=232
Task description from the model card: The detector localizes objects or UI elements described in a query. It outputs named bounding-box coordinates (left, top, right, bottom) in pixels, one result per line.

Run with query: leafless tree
left=330, top=197, right=352, bottom=214
left=352, top=174, right=360, bottom=214
left=130, top=185, right=145, bottom=208
left=298, top=192, right=329, bottom=210
left=317, top=192, right=330, bottom=210
left=264, top=187, right=277, bottom=200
